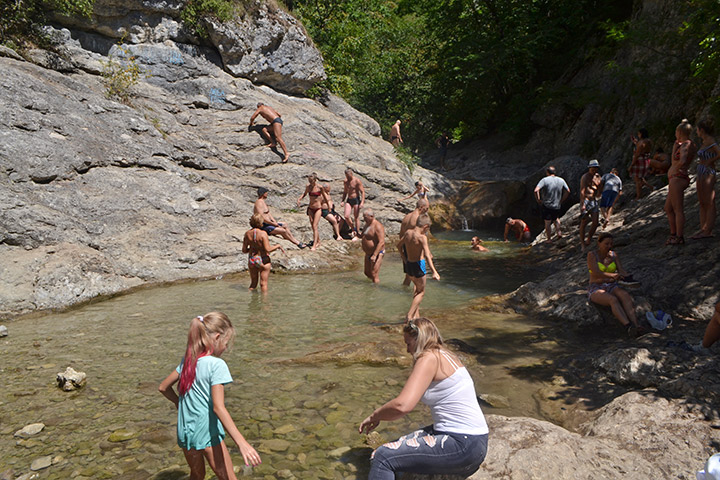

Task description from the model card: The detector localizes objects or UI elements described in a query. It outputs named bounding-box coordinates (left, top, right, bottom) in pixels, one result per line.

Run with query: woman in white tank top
left=359, top=317, right=489, bottom=479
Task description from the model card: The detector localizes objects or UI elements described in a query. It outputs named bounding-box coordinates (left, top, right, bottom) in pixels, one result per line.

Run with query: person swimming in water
left=471, top=236, right=489, bottom=252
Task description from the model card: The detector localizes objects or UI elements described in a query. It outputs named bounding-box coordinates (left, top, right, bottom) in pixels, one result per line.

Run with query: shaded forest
left=290, top=0, right=720, bottom=147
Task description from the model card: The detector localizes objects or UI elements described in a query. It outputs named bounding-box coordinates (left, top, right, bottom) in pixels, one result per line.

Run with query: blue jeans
left=369, top=426, right=488, bottom=480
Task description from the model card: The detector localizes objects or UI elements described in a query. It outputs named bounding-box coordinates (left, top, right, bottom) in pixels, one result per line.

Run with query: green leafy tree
left=0, top=0, right=93, bottom=47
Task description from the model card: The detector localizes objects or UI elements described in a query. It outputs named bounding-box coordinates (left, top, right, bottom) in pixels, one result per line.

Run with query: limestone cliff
left=0, top=7, right=453, bottom=316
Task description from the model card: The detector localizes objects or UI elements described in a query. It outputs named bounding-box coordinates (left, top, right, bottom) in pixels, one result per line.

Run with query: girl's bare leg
left=182, top=449, right=206, bottom=480
left=204, top=441, right=237, bottom=480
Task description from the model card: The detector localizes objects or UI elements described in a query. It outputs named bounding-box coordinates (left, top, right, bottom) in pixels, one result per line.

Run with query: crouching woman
left=359, top=318, right=489, bottom=479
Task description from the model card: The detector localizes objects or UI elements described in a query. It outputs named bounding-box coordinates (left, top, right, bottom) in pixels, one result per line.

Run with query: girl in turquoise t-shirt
left=159, top=312, right=261, bottom=479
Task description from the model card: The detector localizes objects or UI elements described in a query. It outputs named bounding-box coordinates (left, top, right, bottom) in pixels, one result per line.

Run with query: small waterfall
left=460, top=215, right=471, bottom=231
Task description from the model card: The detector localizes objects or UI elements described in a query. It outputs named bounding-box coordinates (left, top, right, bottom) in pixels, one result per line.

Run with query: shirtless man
left=342, top=168, right=365, bottom=235
left=579, top=159, right=602, bottom=248
left=390, top=120, right=403, bottom=147
left=471, top=236, right=489, bottom=252
left=253, top=187, right=305, bottom=249
left=249, top=102, right=289, bottom=163
left=399, top=198, right=429, bottom=285
left=360, top=209, right=385, bottom=283
left=504, top=217, right=531, bottom=242
left=397, top=214, right=440, bottom=321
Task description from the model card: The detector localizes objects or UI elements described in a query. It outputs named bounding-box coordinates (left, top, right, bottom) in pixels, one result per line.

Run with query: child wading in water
left=159, top=312, right=261, bottom=479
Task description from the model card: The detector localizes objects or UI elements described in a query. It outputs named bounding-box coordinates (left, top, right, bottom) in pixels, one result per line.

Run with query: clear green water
left=0, top=240, right=549, bottom=479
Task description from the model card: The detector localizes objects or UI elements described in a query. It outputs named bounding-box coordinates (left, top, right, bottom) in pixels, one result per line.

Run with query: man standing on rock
left=342, top=168, right=365, bottom=236
left=398, top=214, right=440, bottom=321
left=534, top=166, right=570, bottom=243
left=253, top=187, right=305, bottom=249
left=399, top=198, right=429, bottom=285
left=359, top=209, right=385, bottom=283
left=249, top=102, right=289, bottom=163
left=504, top=217, right=531, bottom=243
left=579, top=159, right=603, bottom=248
left=390, top=120, right=403, bottom=147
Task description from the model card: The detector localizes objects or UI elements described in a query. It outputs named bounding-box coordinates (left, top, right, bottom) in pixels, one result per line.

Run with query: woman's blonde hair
left=178, top=312, right=235, bottom=395
left=677, top=118, right=693, bottom=135
left=250, top=213, right=264, bottom=228
left=403, top=317, right=444, bottom=361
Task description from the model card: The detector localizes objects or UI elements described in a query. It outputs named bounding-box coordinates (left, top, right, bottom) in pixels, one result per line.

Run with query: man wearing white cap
left=580, top=159, right=602, bottom=248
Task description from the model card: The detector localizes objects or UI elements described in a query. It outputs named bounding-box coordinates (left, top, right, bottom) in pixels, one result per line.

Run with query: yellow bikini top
left=590, top=251, right=617, bottom=273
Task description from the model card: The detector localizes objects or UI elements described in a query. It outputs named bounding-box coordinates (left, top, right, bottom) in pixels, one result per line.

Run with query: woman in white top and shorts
left=359, top=317, right=489, bottom=479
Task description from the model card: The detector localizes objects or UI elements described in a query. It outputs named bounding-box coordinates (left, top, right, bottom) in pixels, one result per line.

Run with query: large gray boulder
left=49, top=0, right=325, bottom=94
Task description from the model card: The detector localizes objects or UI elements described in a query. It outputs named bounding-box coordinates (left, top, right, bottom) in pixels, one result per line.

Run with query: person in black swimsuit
left=342, top=168, right=365, bottom=236
left=249, top=102, right=290, bottom=163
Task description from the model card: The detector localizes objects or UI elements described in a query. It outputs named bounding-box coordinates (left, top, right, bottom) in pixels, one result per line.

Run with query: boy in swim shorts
left=397, top=214, right=440, bottom=321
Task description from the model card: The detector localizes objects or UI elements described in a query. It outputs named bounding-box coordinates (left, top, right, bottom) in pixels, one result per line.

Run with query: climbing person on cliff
left=691, top=117, right=718, bottom=240
left=399, top=180, right=430, bottom=202
left=471, top=236, right=489, bottom=252
left=665, top=119, right=697, bottom=245
left=579, top=159, right=603, bottom=248
left=390, top=120, right=403, bottom=147
left=587, top=232, right=644, bottom=337
left=629, top=128, right=653, bottom=200
left=249, top=102, right=289, bottom=163
left=253, top=187, right=305, bottom=249
left=399, top=198, right=430, bottom=286
left=397, top=214, right=440, bottom=321
left=359, top=209, right=386, bottom=283
left=599, top=168, right=623, bottom=227
left=342, top=168, right=365, bottom=236
left=533, top=166, right=570, bottom=243
left=504, top=217, right=531, bottom=243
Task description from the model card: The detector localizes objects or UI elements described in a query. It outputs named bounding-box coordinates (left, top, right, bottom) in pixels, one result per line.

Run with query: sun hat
left=588, top=159, right=600, bottom=168
left=697, top=453, right=720, bottom=480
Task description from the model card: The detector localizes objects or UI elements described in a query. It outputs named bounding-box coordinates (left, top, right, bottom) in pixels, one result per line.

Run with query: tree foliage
left=291, top=0, right=633, bottom=145
left=0, top=0, right=93, bottom=47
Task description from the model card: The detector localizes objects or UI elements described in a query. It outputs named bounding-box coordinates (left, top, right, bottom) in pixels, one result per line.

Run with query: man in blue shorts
left=253, top=187, right=305, bottom=249
left=599, top=168, right=623, bottom=227
left=534, top=166, right=570, bottom=243
left=397, top=214, right=440, bottom=321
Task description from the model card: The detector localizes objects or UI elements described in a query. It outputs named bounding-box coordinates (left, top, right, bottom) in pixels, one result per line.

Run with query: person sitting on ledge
left=587, top=232, right=644, bottom=337
left=359, top=317, right=489, bottom=479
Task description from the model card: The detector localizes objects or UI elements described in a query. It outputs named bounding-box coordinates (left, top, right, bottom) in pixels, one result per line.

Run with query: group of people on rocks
left=530, top=118, right=718, bottom=340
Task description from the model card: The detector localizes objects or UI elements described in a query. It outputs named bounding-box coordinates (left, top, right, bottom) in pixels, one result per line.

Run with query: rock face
left=50, top=0, right=324, bottom=94
left=0, top=35, right=454, bottom=315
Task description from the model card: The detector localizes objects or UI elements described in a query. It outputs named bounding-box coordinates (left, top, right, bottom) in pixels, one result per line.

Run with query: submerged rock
left=56, top=367, right=86, bottom=391
left=0, top=325, right=7, bottom=337
left=29, top=456, right=52, bottom=471
left=14, top=423, right=45, bottom=438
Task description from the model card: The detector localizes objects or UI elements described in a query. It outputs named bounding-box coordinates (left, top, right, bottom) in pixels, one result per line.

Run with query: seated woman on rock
left=587, top=232, right=643, bottom=337
left=359, top=317, right=489, bottom=479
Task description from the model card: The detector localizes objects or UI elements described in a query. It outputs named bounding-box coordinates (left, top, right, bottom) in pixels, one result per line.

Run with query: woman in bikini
left=400, top=180, right=430, bottom=202
left=242, top=213, right=284, bottom=292
left=665, top=119, right=698, bottom=245
left=587, top=232, right=643, bottom=337
left=297, top=173, right=330, bottom=251
left=692, top=118, right=718, bottom=239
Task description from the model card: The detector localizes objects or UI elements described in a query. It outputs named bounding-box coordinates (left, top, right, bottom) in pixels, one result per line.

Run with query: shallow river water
left=1, top=233, right=551, bottom=479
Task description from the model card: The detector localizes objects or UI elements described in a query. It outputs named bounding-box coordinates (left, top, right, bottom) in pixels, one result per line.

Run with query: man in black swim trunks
left=390, top=120, right=403, bottom=147
left=253, top=187, right=305, bottom=248
left=249, top=102, right=290, bottom=163
left=342, top=168, right=365, bottom=236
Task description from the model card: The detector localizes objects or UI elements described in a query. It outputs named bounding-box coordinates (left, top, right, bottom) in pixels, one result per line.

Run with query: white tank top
left=420, top=350, right=489, bottom=435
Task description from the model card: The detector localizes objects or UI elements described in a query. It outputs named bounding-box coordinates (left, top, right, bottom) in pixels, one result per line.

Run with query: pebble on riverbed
left=13, top=423, right=44, bottom=438
left=0, top=325, right=7, bottom=337
left=56, top=367, right=86, bottom=391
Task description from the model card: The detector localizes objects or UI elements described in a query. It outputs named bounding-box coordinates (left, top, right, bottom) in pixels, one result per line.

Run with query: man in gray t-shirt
left=534, top=166, right=570, bottom=242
